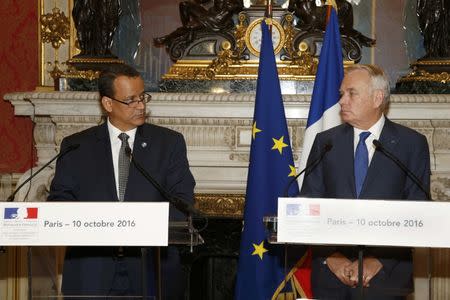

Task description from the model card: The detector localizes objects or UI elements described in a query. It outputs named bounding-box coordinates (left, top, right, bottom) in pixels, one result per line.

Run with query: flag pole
left=265, top=0, right=273, bottom=32
left=325, top=0, right=338, bottom=23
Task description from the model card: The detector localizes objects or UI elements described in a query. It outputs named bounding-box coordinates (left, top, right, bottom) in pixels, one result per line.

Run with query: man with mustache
left=48, top=64, right=195, bottom=299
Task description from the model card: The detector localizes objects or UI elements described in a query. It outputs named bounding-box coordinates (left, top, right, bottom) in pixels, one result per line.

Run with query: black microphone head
left=372, top=139, right=382, bottom=149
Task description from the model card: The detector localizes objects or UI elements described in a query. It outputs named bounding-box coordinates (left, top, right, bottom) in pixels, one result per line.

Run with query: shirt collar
left=107, top=118, right=137, bottom=145
left=354, top=115, right=385, bottom=140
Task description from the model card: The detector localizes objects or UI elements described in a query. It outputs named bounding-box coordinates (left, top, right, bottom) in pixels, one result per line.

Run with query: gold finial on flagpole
left=325, top=0, right=338, bottom=11
left=325, top=0, right=338, bottom=23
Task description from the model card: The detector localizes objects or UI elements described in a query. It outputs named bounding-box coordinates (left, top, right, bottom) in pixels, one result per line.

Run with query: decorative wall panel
left=0, top=1, right=38, bottom=173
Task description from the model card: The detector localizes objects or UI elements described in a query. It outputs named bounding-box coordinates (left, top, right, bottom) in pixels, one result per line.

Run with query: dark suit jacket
left=48, top=122, right=196, bottom=298
left=48, top=122, right=195, bottom=214
left=300, top=118, right=431, bottom=296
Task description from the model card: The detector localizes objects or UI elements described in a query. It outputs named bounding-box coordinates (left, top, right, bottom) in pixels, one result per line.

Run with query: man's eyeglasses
left=107, top=92, right=151, bottom=107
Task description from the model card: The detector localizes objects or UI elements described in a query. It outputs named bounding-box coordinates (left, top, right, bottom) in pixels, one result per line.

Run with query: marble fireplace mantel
left=4, top=91, right=450, bottom=201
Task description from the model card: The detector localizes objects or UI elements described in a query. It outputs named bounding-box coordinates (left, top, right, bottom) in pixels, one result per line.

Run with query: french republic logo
left=4, top=207, right=38, bottom=220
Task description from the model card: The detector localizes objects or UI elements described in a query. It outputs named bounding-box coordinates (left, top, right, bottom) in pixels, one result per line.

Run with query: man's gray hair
left=345, top=64, right=390, bottom=109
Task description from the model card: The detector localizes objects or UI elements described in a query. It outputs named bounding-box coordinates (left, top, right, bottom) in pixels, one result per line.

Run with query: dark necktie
left=354, top=131, right=371, bottom=198
left=118, top=133, right=130, bottom=202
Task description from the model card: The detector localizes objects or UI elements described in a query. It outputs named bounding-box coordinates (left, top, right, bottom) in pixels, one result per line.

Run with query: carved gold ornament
left=40, top=7, right=70, bottom=49
left=61, top=68, right=100, bottom=81
left=400, top=69, right=450, bottom=84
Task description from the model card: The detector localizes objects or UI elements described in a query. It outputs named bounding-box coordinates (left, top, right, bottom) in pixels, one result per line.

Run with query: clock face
left=245, top=18, right=285, bottom=57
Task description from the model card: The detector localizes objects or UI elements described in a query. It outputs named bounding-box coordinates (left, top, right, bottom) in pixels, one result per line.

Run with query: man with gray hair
left=301, top=64, right=431, bottom=299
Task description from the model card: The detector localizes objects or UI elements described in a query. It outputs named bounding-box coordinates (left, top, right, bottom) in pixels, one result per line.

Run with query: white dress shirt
left=353, top=115, right=385, bottom=166
left=107, top=119, right=137, bottom=199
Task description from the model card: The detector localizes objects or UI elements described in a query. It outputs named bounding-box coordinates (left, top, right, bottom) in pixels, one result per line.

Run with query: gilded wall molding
left=195, top=193, right=245, bottom=217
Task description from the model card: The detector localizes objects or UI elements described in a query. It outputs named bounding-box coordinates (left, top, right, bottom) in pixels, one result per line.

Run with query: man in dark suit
left=300, top=64, right=430, bottom=300
left=48, top=64, right=195, bottom=299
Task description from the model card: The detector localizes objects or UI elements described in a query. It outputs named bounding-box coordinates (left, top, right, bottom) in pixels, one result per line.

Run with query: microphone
left=125, top=146, right=201, bottom=217
left=7, top=144, right=80, bottom=202
left=283, top=143, right=333, bottom=197
left=372, top=139, right=431, bottom=200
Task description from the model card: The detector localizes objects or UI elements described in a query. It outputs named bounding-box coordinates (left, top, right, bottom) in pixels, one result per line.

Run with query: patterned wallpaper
left=0, top=1, right=38, bottom=173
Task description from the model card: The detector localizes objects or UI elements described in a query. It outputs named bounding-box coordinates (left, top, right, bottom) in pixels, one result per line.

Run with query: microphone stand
left=127, top=150, right=202, bottom=300
left=357, top=245, right=364, bottom=300
left=1, top=144, right=80, bottom=300
left=129, top=154, right=200, bottom=218
left=141, top=247, right=148, bottom=300
left=279, top=143, right=332, bottom=299
left=28, top=246, right=33, bottom=300
left=7, top=144, right=80, bottom=202
left=372, top=140, right=431, bottom=200
left=130, top=155, right=200, bottom=249
left=283, top=143, right=333, bottom=197
left=355, top=140, right=431, bottom=300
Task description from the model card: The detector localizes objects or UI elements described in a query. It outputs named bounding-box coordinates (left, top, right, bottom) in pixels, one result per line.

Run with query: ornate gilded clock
left=244, top=18, right=286, bottom=57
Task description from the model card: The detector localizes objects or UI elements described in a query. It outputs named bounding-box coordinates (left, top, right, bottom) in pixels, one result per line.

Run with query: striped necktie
left=118, top=133, right=130, bottom=201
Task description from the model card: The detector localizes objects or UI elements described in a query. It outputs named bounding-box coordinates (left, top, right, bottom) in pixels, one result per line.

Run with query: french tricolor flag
left=297, top=7, right=344, bottom=188
left=4, top=207, right=38, bottom=219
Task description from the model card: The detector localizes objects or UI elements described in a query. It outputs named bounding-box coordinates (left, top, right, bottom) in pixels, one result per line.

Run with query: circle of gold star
left=252, top=121, right=262, bottom=140
left=272, top=136, right=288, bottom=154
left=288, top=165, right=297, bottom=177
left=252, top=241, right=268, bottom=260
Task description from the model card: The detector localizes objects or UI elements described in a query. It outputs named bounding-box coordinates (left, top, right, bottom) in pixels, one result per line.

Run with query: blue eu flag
left=234, top=20, right=299, bottom=300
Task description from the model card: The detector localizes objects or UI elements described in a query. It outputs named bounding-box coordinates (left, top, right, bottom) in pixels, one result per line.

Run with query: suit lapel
left=360, top=119, right=398, bottom=198
left=94, top=123, right=119, bottom=201
left=133, top=125, right=152, bottom=162
left=125, top=125, right=152, bottom=200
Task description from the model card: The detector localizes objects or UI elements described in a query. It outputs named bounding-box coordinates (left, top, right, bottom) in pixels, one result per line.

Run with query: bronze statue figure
left=417, top=0, right=450, bottom=58
left=288, top=0, right=375, bottom=47
left=112, top=0, right=142, bottom=65
left=288, top=0, right=325, bottom=31
left=154, top=0, right=243, bottom=47
left=72, top=0, right=121, bottom=57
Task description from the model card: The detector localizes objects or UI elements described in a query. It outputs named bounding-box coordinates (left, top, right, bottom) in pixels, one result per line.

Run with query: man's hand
left=348, top=257, right=383, bottom=287
left=325, top=252, right=355, bottom=287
